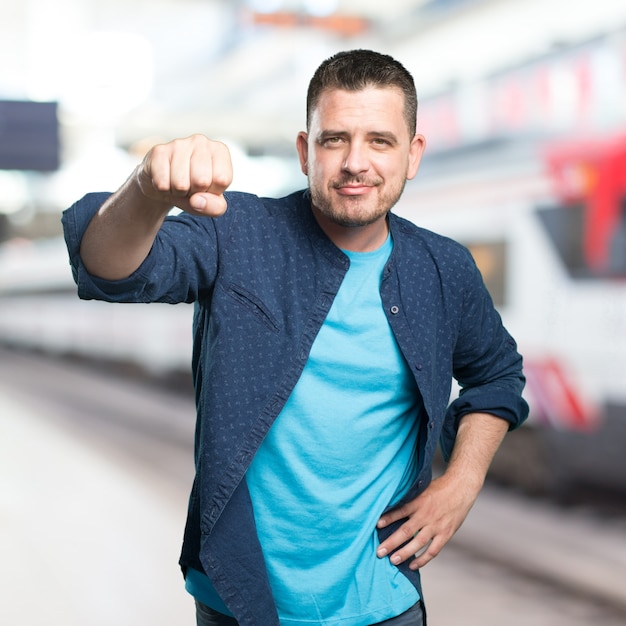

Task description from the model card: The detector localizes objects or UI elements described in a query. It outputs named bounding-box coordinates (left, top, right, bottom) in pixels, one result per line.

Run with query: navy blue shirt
left=62, top=189, right=528, bottom=626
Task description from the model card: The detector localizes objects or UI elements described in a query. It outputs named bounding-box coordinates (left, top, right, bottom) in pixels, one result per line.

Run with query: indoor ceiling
left=2, top=0, right=626, bottom=188
left=3, top=0, right=626, bottom=148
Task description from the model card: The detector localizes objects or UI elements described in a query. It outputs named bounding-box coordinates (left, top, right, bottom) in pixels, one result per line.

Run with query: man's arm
left=79, top=135, right=233, bottom=280
left=376, top=411, right=508, bottom=569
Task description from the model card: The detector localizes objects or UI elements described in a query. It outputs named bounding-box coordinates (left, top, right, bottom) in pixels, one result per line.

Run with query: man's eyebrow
left=316, top=130, right=349, bottom=142
left=316, top=130, right=400, bottom=143
left=368, top=131, right=399, bottom=144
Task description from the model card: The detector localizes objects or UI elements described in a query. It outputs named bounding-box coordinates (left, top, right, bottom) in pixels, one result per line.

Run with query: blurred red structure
left=545, top=135, right=626, bottom=274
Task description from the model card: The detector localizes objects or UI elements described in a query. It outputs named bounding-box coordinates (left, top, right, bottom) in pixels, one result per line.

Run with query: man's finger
left=377, top=500, right=415, bottom=529
left=377, top=519, right=421, bottom=558
left=384, top=528, right=433, bottom=565
left=182, top=138, right=232, bottom=195
left=188, top=192, right=228, bottom=217
left=409, top=537, right=442, bottom=570
left=139, top=145, right=172, bottom=196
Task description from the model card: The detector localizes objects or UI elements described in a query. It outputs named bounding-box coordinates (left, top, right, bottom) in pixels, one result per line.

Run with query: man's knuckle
left=426, top=543, right=441, bottom=558
left=395, top=504, right=409, bottom=518
left=398, top=526, right=414, bottom=542
left=170, top=178, right=189, bottom=193
left=212, top=172, right=231, bottom=190
left=193, top=174, right=212, bottom=190
left=150, top=143, right=169, bottom=158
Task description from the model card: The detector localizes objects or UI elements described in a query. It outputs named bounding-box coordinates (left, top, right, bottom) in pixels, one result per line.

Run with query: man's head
left=297, top=50, right=425, bottom=250
left=306, top=49, right=418, bottom=139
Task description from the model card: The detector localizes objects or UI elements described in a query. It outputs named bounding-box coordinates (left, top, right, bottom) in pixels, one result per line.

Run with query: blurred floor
left=0, top=385, right=195, bottom=626
left=1, top=351, right=625, bottom=625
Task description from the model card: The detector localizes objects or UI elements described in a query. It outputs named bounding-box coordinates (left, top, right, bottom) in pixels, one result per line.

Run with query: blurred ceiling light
left=303, top=0, right=339, bottom=17
left=60, top=31, right=154, bottom=123
left=0, top=171, right=30, bottom=215
left=248, top=0, right=284, bottom=13
left=44, top=142, right=138, bottom=210
left=247, top=0, right=339, bottom=18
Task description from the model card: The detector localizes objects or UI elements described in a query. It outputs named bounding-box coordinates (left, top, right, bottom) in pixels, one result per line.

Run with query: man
left=63, top=50, right=528, bottom=626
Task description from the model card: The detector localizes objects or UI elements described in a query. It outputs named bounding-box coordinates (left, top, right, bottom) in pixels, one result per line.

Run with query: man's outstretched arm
left=79, top=135, right=233, bottom=281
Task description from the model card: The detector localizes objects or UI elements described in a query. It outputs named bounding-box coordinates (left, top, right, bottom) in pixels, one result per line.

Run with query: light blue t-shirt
left=187, top=234, right=423, bottom=624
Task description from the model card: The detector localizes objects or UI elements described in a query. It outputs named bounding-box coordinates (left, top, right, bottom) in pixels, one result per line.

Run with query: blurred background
left=1, top=0, right=626, bottom=625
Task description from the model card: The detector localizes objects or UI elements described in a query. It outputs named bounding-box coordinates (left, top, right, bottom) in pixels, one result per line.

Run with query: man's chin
left=313, top=198, right=384, bottom=227
left=330, top=215, right=381, bottom=228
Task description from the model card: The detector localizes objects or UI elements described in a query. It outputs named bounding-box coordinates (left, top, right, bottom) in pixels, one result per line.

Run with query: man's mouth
left=336, top=184, right=372, bottom=195
left=333, top=179, right=380, bottom=195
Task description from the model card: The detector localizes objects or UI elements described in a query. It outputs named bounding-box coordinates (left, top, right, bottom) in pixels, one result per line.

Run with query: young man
left=63, top=50, right=528, bottom=626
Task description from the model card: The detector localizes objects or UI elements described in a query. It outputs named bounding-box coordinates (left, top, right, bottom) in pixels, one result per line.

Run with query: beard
left=308, top=174, right=406, bottom=228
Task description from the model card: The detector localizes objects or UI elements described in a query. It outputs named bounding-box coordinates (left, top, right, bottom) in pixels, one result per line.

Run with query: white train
left=395, top=134, right=626, bottom=495
left=0, top=237, right=194, bottom=373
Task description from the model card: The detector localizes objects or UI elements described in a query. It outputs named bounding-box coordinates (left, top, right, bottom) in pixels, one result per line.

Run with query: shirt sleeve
left=440, top=248, right=529, bottom=460
left=61, top=192, right=223, bottom=304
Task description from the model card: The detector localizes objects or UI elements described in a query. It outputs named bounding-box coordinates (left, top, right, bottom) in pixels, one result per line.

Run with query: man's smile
left=335, top=184, right=374, bottom=196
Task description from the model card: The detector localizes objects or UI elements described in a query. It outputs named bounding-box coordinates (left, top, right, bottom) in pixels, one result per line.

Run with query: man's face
left=297, top=86, right=425, bottom=236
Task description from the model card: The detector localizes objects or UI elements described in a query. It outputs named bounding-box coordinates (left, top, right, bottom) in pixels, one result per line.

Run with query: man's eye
left=323, top=136, right=343, bottom=146
left=372, top=138, right=390, bottom=146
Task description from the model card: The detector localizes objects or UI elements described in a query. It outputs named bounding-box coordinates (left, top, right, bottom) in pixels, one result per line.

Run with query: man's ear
left=407, top=133, right=426, bottom=180
left=296, top=131, right=309, bottom=175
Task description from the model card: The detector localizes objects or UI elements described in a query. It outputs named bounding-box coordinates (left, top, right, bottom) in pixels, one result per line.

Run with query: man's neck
left=311, top=206, right=390, bottom=253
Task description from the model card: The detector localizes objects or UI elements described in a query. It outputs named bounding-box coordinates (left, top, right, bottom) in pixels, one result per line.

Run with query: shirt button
left=390, top=305, right=399, bottom=314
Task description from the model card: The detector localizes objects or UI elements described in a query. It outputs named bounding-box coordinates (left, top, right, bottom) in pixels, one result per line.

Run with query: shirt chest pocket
left=224, top=283, right=281, bottom=334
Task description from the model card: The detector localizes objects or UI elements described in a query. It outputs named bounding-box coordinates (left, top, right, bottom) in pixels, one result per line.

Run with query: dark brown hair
left=306, top=49, right=418, bottom=137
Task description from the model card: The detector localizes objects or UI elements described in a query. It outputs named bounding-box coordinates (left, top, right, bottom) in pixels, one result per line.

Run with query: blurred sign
left=419, top=30, right=626, bottom=151
left=0, top=100, right=60, bottom=171
left=246, top=11, right=369, bottom=36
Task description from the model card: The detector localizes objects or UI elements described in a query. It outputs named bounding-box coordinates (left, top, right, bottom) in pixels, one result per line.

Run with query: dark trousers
left=195, top=599, right=425, bottom=626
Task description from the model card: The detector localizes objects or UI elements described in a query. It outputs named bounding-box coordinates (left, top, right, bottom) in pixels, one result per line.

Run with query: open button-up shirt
left=62, top=189, right=528, bottom=626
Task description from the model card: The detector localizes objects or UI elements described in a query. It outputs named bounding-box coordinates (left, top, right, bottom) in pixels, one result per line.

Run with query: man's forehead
left=316, top=84, right=405, bottom=103
left=310, top=86, right=409, bottom=132
left=313, top=86, right=406, bottom=116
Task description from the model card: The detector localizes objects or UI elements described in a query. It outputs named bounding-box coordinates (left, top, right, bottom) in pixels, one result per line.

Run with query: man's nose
left=342, top=142, right=369, bottom=174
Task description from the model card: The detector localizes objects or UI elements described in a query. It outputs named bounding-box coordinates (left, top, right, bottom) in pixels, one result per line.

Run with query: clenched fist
left=136, top=134, right=233, bottom=216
